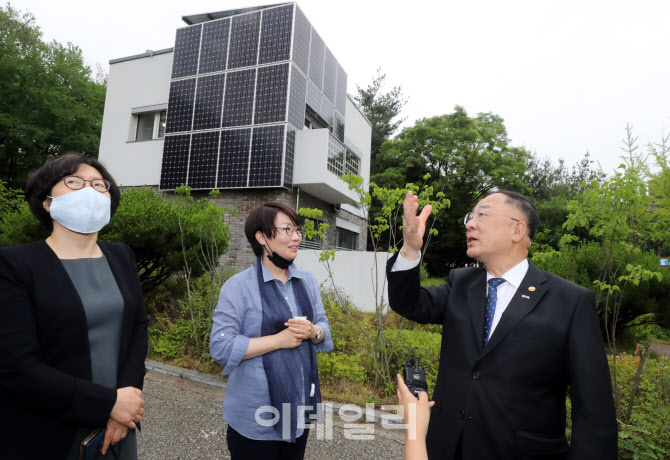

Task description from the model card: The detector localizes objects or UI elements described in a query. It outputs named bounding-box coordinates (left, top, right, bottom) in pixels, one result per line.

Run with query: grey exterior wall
left=188, top=188, right=365, bottom=272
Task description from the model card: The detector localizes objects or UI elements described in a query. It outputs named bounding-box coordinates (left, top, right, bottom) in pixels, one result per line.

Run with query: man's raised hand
left=401, top=191, right=432, bottom=262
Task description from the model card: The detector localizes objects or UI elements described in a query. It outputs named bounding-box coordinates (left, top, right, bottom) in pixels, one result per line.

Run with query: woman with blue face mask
left=0, top=153, right=148, bottom=460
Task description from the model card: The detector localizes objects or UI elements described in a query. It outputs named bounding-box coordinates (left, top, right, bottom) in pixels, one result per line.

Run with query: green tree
left=532, top=127, right=670, bottom=335
left=647, top=130, right=670, bottom=256
left=527, top=153, right=605, bottom=252
left=300, top=174, right=450, bottom=386
left=0, top=4, right=106, bottom=187
left=373, top=106, right=531, bottom=275
left=0, top=180, right=24, bottom=217
left=531, top=130, right=665, bottom=415
left=100, top=188, right=230, bottom=294
left=353, top=69, right=407, bottom=172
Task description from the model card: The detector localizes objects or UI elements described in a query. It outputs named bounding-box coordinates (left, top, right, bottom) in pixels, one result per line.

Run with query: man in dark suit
left=388, top=190, right=617, bottom=459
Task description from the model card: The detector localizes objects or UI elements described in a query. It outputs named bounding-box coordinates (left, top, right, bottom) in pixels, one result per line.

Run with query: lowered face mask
left=262, top=235, right=295, bottom=270
left=47, top=187, right=111, bottom=234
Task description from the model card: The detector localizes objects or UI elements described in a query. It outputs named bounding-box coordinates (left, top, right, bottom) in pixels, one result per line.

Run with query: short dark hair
left=25, top=153, right=121, bottom=229
left=244, top=202, right=301, bottom=257
left=488, top=189, right=539, bottom=240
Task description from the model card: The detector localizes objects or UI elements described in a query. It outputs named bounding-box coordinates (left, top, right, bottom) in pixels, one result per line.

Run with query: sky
left=9, top=0, right=670, bottom=174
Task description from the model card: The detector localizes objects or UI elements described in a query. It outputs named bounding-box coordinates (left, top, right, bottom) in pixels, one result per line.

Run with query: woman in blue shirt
left=210, top=202, right=333, bottom=460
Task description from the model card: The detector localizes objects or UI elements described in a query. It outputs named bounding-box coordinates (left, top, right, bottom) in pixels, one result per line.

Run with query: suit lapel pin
left=522, top=294, right=530, bottom=299
left=528, top=286, right=536, bottom=292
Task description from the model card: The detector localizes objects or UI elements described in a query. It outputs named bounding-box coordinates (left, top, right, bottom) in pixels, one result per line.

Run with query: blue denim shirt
left=210, top=262, right=333, bottom=440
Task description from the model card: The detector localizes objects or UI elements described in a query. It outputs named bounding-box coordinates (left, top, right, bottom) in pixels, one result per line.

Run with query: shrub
left=102, top=187, right=230, bottom=294
left=0, top=181, right=25, bottom=217
left=316, top=352, right=368, bottom=383
left=532, top=243, right=670, bottom=333
left=319, top=285, right=441, bottom=395
left=0, top=200, right=49, bottom=246
left=614, top=353, right=670, bottom=459
left=383, top=328, right=441, bottom=395
left=619, top=315, right=670, bottom=350
left=148, top=314, right=192, bottom=361
left=148, top=272, right=229, bottom=363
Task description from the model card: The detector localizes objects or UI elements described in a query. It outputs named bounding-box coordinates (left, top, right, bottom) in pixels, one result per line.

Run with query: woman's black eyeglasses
left=275, top=225, right=303, bottom=237
left=61, top=175, right=111, bottom=192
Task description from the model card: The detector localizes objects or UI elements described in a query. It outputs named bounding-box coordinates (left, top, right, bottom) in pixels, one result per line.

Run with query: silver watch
left=312, top=327, right=322, bottom=342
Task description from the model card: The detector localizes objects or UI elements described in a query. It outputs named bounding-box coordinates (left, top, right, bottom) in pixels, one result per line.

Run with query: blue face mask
left=47, top=187, right=111, bottom=234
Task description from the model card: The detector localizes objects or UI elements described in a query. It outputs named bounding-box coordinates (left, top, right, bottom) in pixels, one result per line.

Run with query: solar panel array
left=160, top=3, right=349, bottom=191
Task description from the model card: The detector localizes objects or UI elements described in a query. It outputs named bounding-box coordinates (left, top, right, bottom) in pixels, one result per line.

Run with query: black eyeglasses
left=464, top=208, right=520, bottom=226
left=61, top=175, right=111, bottom=192
left=275, top=225, right=303, bottom=237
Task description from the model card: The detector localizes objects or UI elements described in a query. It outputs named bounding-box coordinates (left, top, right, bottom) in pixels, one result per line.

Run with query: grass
left=147, top=351, right=222, bottom=376
left=320, top=378, right=398, bottom=407
left=421, top=277, right=446, bottom=287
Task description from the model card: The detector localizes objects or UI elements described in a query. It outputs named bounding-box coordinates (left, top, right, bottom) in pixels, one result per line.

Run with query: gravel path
left=650, top=342, right=670, bottom=358
left=137, top=370, right=405, bottom=459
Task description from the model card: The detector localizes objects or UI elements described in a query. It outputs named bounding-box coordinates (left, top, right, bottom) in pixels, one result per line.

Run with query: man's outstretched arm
left=387, top=191, right=450, bottom=325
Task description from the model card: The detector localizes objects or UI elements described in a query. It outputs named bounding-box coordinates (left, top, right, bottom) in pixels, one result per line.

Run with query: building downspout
left=296, top=186, right=300, bottom=211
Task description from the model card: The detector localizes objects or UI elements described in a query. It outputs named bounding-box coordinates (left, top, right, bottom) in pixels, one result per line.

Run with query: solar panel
left=323, top=47, right=337, bottom=104
left=292, top=6, right=310, bottom=74
left=160, top=134, right=191, bottom=189
left=165, top=78, right=196, bottom=133
left=172, top=25, right=202, bottom=78
left=321, top=99, right=335, bottom=128
left=228, top=11, right=260, bottom=69
left=198, top=19, right=230, bottom=74
left=287, top=64, right=306, bottom=129
left=335, top=63, right=347, bottom=115
left=161, top=4, right=352, bottom=192
left=259, top=5, right=293, bottom=64
left=249, top=125, right=284, bottom=186
left=193, top=73, right=226, bottom=130
left=218, top=128, right=251, bottom=188
left=284, top=128, right=295, bottom=188
left=222, top=68, right=256, bottom=127
left=308, top=30, right=325, bottom=91
left=188, top=131, right=220, bottom=189
left=306, top=80, right=321, bottom=115
left=335, top=113, right=345, bottom=142
left=255, top=63, right=289, bottom=124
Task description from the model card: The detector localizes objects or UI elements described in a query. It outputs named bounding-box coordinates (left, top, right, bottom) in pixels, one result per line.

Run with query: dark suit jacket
left=387, top=254, right=618, bottom=460
left=0, top=240, right=148, bottom=459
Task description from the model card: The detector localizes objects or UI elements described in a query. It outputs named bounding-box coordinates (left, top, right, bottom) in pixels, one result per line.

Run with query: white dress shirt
left=392, top=249, right=529, bottom=337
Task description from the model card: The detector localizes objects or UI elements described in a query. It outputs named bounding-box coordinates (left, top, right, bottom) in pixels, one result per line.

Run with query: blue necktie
left=484, top=278, right=505, bottom=346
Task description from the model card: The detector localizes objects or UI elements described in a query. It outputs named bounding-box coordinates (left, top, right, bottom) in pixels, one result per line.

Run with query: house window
left=345, top=151, right=360, bottom=176
left=327, top=135, right=360, bottom=177
left=132, top=109, right=167, bottom=141
left=327, top=136, right=345, bottom=176
left=336, top=227, right=358, bottom=251
left=299, top=218, right=324, bottom=250
left=304, top=105, right=331, bottom=132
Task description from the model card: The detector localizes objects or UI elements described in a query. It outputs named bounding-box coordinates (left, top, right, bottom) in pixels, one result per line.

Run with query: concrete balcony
left=293, top=128, right=360, bottom=205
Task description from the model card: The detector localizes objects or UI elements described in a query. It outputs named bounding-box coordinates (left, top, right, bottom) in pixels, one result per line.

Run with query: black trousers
left=226, top=426, right=310, bottom=460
